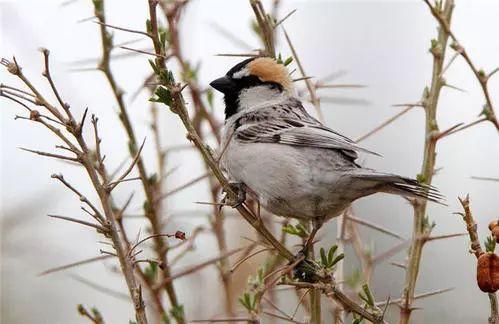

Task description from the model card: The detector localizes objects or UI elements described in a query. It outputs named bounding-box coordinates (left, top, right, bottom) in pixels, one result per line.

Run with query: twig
left=250, top=0, right=276, bottom=57
left=377, top=287, right=454, bottom=307
left=282, top=28, right=322, bottom=120
left=47, top=214, right=108, bottom=233
left=422, top=0, right=499, bottom=130
left=19, top=147, right=79, bottom=162
left=471, top=176, right=499, bottom=182
left=346, top=214, right=404, bottom=241
left=356, top=105, right=416, bottom=143
left=155, top=246, right=248, bottom=287
left=107, top=138, right=146, bottom=191
left=93, top=20, right=151, bottom=38
left=155, top=172, right=209, bottom=202
left=119, top=46, right=170, bottom=59
left=39, top=255, right=113, bottom=276
left=94, top=1, right=180, bottom=316
left=273, top=9, right=297, bottom=29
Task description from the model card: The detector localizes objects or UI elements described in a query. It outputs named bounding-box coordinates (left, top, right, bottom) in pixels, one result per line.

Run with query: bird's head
left=210, top=57, right=293, bottom=118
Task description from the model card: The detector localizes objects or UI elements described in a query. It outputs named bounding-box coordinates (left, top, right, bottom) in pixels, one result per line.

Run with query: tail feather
left=351, top=171, right=445, bottom=204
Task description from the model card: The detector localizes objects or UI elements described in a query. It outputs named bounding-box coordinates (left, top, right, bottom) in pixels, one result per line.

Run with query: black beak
left=210, top=76, right=235, bottom=93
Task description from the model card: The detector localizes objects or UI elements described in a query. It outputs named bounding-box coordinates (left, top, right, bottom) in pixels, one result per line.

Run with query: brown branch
left=422, top=0, right=499, bottom=130
left=2, top=52, right=148, bottom=323
left=458, top=195, right=483, bottom=258
left=250, top=0, right=276, bottom=57
left=155, top=246, right=248, bottom=287
left=93, top=1, right=181, bottom=316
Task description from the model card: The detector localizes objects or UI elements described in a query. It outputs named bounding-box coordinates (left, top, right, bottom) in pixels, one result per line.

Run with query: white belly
left=221, top=141, right=355, bottom=219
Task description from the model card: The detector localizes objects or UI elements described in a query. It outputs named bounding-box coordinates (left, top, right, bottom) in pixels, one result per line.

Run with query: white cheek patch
left=238, top=85, right=286, bottom=111
left=232, top=67, right=251, bottom=79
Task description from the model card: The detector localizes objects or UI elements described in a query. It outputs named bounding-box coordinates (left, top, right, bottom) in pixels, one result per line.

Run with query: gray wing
left=235, top=101, right=378, bottom=161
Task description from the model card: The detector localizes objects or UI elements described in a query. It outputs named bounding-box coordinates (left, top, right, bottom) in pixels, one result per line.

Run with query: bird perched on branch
left=210, top=57, right=442, bottom=235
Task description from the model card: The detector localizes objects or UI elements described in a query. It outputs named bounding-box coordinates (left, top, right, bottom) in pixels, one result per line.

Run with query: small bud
left=1, top=58, right=20, bottom=75
left=29, top=110, right=40, bottom=120
left=174, top=230, right=186, bottom=240
left=77, top=304, right=86, bottom=315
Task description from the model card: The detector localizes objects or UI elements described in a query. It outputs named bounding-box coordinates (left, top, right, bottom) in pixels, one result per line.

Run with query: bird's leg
left=292, top=218, right=325, bottom=283
left=303, top=217, right=325, bottom=256
left=224, top=182, right=246, bottom=208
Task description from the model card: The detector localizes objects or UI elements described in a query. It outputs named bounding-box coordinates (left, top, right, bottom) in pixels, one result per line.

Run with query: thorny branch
left=400, top=1, right=454, bottom=323
left=422, top=0, right=499, bottom=132
left=0, top=53, right=148, bottom=324
left=91, top=0, right=182, bottom=319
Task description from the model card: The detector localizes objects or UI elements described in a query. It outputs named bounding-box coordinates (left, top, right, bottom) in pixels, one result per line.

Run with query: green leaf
left=416, top=173, right=426, bottom=183
left=150, top=86, right=172, bottom=106
left=284, top=56, right=293, bottom=66
left=170, top=305, right=184, bottom=321
left=144, top=262, right=158, bottom=280
left=328, top=245, right=338, bottom=266
left=331, top=253, right=344, bottom=267
left=320, top=247, right=327, bottom=266
left=430, top=38, right=438, bottom=49
left=276, top=53, right=283, bottom=64
left=485, top=236, right=496, bottom=253
left=92, top=0, right=103, bottom=12
left=162, top=313, right=171, bottom=324
left=361, top=283, right=375, bottom=307
left=159, top=29, right=168, bottom=48
left=149, top=59, right=160, bottom=75
left=296, top=223, right=309, bottom=235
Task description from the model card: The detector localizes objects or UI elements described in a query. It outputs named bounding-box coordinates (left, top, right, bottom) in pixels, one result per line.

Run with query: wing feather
left=234, top=99, right=378, bottom=161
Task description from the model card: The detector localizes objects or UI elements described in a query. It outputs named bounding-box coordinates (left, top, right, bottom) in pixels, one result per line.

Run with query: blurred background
left=1, top=0, right=499, bottom=323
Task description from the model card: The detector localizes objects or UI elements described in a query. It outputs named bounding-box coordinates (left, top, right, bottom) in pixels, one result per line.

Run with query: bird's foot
left=292, top=252, right=322, bottom=283
left=223, top=182, right=246, bottom=208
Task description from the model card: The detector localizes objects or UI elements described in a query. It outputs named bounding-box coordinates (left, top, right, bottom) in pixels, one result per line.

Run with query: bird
left=209, top=57, right=442, bottom=236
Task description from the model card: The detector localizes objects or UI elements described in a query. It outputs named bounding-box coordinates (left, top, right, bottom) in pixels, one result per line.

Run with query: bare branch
left=107, top=138, right=146, bottom=192
left=39, top=255, right=113, bottom=276
left=19, top=147, right=78, bottom=162
left=47, top=214, right=108, bottom=233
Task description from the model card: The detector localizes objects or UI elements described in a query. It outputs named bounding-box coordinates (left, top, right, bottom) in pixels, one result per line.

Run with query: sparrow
left=210, top=57, right=442, bottom=226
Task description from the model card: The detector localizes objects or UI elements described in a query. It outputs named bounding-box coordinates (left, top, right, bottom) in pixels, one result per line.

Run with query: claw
left=224, top=182, right=246, bottom=208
